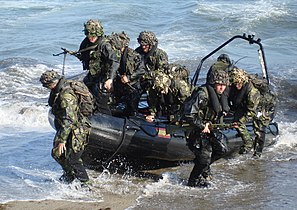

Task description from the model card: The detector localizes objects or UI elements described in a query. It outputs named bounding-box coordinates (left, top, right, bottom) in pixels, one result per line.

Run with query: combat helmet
left=217, top=53, right=231, bottom=64
left=109, top=31, right=130, bottom=50
left=84, top=19, right=104, bottom=37
left=137, top=31, right=158, bottom=46
left=229, top=67, right=249, bottom=84
left=40, top=70, right=61, bottom=88
left=209, top=70, right=229, bottom=85
left=152, top=71, right=171, bottom=94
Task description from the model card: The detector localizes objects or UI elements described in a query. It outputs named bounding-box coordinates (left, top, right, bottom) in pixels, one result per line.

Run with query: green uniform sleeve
left=239, top=85, right=260, bottom=123
left=54, top=90, right=79, bottom=144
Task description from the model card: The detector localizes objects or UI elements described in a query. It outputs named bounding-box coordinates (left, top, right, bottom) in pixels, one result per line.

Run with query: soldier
left=135, top=31, right=169, bottom=121
left=147, top=64, right=191, bottom=121
left=40, top=70, right=91, bottom=184
left=229, top=68, right=274, bottom=157
left=207, top=53, right=232, bottom=84
left=74, top=19, right=120, bottom=112
left=135, top=31, right=168, bottom=74
left=110, top=32, right=146, bottom=116
left=184, top=70, right=230, bottom=187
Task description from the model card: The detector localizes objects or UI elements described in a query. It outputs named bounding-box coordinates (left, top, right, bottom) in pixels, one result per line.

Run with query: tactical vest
left=182, top=85, right=223, bottom=124
left=79, top=36, right=114, bottom=78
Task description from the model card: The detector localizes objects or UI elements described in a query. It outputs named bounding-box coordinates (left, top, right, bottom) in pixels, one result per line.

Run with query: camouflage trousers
left=52, top=126, right=90, bottom=182
left=236, top=110, right=271, bottom=151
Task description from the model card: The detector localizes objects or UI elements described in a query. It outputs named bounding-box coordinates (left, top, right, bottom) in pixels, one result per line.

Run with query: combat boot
left=253, top=132, right=265, bottom=158
left=239, top=139, right=253, bottom=154
left=187, top=176, right=211, bottom=188
left=202, top=167, right=213, bottom=181
left=253, top=152, right=262, bottom=158
left=196, top=176, right=211, bottom=188
left=59, top=172, right=75, bottom=184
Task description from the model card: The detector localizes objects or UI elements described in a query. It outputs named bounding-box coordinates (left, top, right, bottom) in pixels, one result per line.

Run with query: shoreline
left=0, top=193, right=138, bottom=210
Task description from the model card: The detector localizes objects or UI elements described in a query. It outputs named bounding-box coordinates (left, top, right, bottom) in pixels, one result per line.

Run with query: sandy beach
left=0, top=192, right=138, bottom=210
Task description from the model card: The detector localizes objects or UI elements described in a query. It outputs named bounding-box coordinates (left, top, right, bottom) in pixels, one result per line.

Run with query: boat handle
left=126, top=125, right=141, bottom=131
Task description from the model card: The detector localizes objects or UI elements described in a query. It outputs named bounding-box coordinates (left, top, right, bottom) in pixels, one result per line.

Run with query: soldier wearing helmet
left=207, top=53, right=233, bottom=85
left=135, top=31, right=168, bottom=73
left=229, top=67, right=272, bottom=157
left=146, top=65, right=192, bottom=120
left=182, top=70, right=230, bottom=188
left=74, top=19, right=120, bottom=110
left=135, top=31, right=169, bottom=121
left=110, top=32, right=147, bottom=116
left=40, top=70, right=91, bottom=185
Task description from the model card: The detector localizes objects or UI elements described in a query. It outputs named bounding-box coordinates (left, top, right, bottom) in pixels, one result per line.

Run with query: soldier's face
left=235, top=82, right=243, bottom=90
left=45, top=81, right=58, bottom=90
left=141, top=44, right=150, bottom=53
left=214, top=83, right=227, bottom=94
left=88, top=36, right=98, bottom=43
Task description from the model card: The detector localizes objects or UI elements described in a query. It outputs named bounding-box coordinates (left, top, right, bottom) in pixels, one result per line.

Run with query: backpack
left=67, top=80, right=95, bottom=117
left=248, top=74, right=269, bottom=95
left=180, top=86, right=205, bottom=121
left=167, top=63, right=190, bottom=83
left=248, top=74, right=276, bottom=113
left=107, top=32, right=130, bottom=51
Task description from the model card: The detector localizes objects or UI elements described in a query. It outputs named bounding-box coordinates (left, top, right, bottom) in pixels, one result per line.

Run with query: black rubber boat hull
left=81, top=113, right=279, bottom=162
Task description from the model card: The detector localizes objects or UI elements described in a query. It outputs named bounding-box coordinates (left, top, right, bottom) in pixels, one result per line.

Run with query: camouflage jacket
left=48, top=78, right=90, bottom=150
left=135, top=45, right=168, bottom=76
left=78, top=36, right=120, bottom=81
left=148, top=78, right=191, bottom=116
left=119, top=47, right=146, bottom=85
left=230, top=81, right=261, bottom=123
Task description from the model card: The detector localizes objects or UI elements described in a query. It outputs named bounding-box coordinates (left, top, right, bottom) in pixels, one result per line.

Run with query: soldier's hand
left=202, top=122, right=211, bottom=133
left=232, top=122, right=239, bottom=128
left=146, top=115, right=155, bottom=123
left=104, top=79, right=113, bottom=91
left=121, top=75, right=129, bottom=84
left=57, top=143, right=66, bottom=157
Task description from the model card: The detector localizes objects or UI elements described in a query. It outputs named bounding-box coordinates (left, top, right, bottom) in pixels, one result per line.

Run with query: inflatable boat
left=49, top=34, right=279, bottom=167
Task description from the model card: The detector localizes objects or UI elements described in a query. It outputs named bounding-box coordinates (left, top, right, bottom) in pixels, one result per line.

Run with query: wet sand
left=0, top=192, right=138, bottom=210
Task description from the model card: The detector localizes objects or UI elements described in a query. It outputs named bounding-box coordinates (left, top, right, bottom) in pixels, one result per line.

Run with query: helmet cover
left=84, top=19, right=104, bottom=37
left=137, top=31, right=158, bottom=46
left=40, top=70, right=61, bottom=87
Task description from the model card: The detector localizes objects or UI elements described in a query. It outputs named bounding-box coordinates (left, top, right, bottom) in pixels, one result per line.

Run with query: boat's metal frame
left=191, top=33, right=269, bottom=87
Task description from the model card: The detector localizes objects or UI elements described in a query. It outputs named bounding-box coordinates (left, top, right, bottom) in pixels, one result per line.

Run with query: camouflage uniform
left=110, top=32, right=146, bottom=115
left=229, top=68, right=272, bottom=156
left=40, top=70, right=91, bottom=183
left=185, top=70, right=229, bottom=187
left=148, top=65, right=191, bottom=118
left=135, top=31, right=169, bottom=98
left=77, top=20, right=120, bottom=103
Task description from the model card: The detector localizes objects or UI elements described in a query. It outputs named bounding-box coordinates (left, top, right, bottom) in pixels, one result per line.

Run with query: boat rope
left=101, top=117, right=128, bottom=165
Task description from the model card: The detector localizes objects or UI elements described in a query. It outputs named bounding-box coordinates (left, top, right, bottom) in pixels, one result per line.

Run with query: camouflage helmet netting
left=110, top=31, right=130, bottom=50
left=137, top=31, right=158, bottom=46
left=153, top=71, right=171, bottom=94
left=209, top=70, right=229, bottom=85
left=84, top=19, right=104, bottom=37
left=229, top=67, right=249, bottom=84
left=40, top=70, right=61, bottom=87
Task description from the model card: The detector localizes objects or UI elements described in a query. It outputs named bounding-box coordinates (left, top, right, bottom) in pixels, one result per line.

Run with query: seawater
left=0, top=0, right=297, bottom=209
